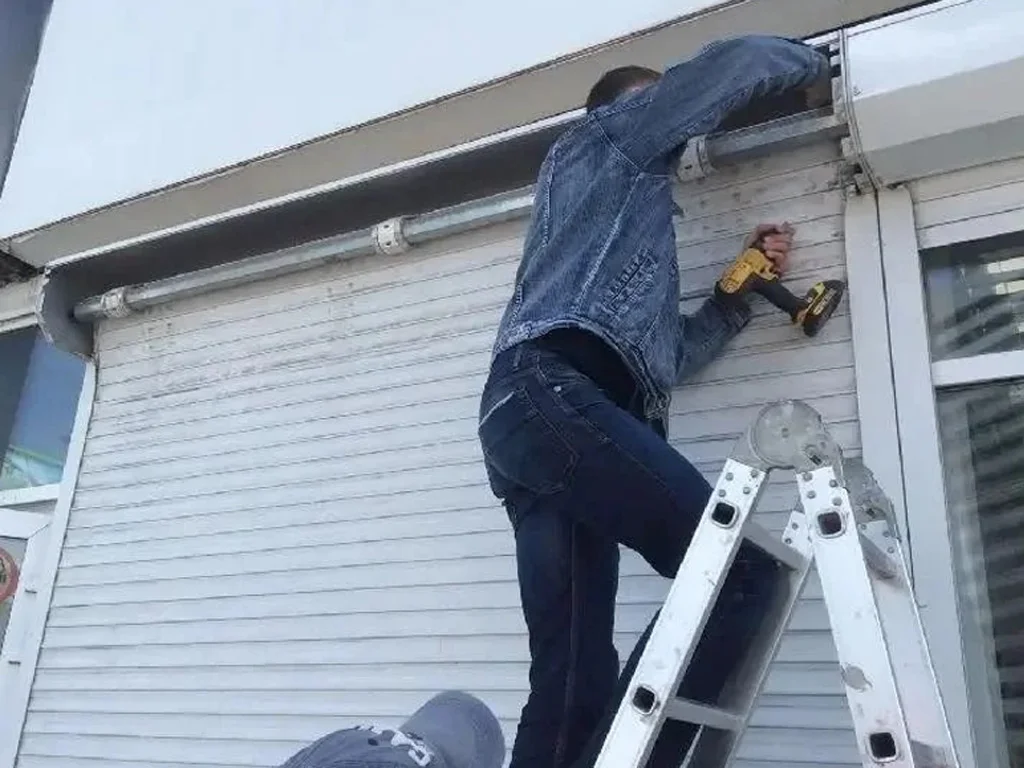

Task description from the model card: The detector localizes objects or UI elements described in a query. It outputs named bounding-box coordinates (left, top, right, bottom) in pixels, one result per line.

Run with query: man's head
left=585, top=65, right=660, bottom=113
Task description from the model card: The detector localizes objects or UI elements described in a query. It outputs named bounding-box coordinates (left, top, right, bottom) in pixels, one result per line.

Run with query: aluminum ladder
left=594, top=399, right=961, bottom=768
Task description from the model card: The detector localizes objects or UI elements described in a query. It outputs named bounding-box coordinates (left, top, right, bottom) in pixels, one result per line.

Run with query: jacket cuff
left=710, top=292, right=753, bottom=331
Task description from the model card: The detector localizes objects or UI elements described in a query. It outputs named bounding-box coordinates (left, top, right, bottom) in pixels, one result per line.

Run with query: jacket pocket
left=601, top=247, right=658, bottom=320
left=478, top=385, right=577, bottom=496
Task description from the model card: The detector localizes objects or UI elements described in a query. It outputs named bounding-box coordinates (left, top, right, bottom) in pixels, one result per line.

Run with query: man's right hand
left=745, top=222, right=795, bottom=275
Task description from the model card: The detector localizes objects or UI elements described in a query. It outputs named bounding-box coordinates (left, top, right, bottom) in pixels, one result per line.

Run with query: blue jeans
left=478, top=341, right=780, bottom=768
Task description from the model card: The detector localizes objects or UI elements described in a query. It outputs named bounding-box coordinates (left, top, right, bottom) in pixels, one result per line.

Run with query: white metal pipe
left=74, top=107, right=845, bottom=323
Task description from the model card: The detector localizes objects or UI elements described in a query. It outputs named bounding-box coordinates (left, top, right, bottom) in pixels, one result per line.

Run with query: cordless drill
left=715, top=245, right=845, bottom=337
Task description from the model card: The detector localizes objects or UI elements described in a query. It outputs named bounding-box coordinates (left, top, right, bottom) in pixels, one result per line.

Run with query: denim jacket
left=489, top=35, right=829, bottom=427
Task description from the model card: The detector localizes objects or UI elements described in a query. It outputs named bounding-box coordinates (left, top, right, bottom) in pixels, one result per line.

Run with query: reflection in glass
left=0, top=536, right=26, bottom=651
left=924, top=230, right=1024, bottom=361
left=0, top=328, right=86, bottom=491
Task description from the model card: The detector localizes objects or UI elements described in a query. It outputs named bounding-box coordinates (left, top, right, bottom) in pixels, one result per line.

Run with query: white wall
left=0, top=0, right=724, bottom=237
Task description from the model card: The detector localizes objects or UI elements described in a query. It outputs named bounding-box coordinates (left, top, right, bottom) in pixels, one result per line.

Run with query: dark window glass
left=0, top=327, right=86, bottom=491
left=923, top=230, right=1024, bottom=361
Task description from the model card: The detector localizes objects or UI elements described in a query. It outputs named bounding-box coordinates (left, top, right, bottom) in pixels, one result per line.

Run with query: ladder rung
left=664, top=697, right=743, bottom=731
left=743, top=521, right=806, bottom=571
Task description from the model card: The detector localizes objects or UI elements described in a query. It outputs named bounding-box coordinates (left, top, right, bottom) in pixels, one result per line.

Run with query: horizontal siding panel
left=17, top=759, right=237, bottom=768
left=46, top=576, right=827, bottom=628
left=60, top=478, right=811, bottom=546
left=60, top=495, right=818, bottom=565
left=18, top=733, right=303, bottom=766
left=69, top=417, right=859, bottom=513
left=35, top=628, right=832, bottom=673
left=75, top=388, right=854, bottom=493
left=37, top=600, right=833, bottom=647
left=23, top=140, right=860, bottom=767
left=24, top=671, right=844, bottom=718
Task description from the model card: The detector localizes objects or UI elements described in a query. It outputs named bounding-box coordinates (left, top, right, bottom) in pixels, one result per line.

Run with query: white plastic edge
left=876, top=186, right=978, bottom=768
left=0, top=485, right=60, bottom=508
left=842, top=190, right=910, bottom=548
left=932, top=350, right=1024, bottom=388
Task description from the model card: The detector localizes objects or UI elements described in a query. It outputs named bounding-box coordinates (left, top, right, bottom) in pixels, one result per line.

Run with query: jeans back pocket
left=478, top=384, right=577, bottom=496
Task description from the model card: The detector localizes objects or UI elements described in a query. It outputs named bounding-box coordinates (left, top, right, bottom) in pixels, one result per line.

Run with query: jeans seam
left=554, top=522, right=583, bottom=768
left=515, top=376, right=580, bottom=494
left=602, top=432, right=697, bottom=576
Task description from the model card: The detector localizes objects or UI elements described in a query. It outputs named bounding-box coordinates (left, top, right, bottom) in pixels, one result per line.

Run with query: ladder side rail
left=800, top=465, right=918, bottom=766
left=592, top=459, right=771, bottom=768
left=683, top=506, right=815, bottom=767
left=859, top=517, right=962, bottom=765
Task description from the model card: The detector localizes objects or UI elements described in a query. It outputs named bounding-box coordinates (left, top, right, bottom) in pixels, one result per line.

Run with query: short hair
left=585, top=66, right=660, bottom=113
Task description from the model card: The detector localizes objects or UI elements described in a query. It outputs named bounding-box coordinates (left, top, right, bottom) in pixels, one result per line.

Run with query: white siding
left=20, top=140, right=860, bottom=767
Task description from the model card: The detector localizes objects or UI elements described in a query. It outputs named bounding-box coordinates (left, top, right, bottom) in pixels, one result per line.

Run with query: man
left=276, top=690, right=505, bottom=768
left=476, top=34, right=831, bottom=768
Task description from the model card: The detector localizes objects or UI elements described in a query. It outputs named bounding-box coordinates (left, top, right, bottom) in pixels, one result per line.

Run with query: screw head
left=742, top=486, right=751, bottom=495
left=887, top=547, right=895, bottom=554
left=791, top=522, right=799, bottom=529
left=725, top=472, right=734, bottom=481
left=784, top=537, right=792, bottom=544
left=829, top=479, right=838, bottom=488
left=750, top=469, right=759, bottom=478
left=807, top=490, right=817, bottom=499
left=718, top=489, right=726, bottom=497
left=802, top=472, right=812, bottom=481
left=832, top=497, right=842, bottom=506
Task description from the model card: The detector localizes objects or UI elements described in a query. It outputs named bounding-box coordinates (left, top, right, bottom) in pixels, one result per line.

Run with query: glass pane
left=923, top=229, right=1024, bottom=361
left=0, top=328, right=86, bottom=491
left=0, top=536, right=26, bottom=651
left=937, top=380, right=1024, bottom=766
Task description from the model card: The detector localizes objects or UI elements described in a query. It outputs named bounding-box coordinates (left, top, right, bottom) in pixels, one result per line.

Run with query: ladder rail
left=684, top=508, right=814, bottom=768
left=592, top=459, right=774, bottom=767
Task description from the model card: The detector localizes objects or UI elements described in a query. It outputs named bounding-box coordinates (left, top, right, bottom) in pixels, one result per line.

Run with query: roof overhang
left=4, top=0, right=933, bottom=270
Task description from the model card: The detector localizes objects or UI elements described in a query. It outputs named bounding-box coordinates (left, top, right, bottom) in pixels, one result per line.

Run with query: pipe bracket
left=98, top=286, right=133, bottom=319
left=372, top=217, right=410, bottom=256
left=675, top=135, right=713, bottom=183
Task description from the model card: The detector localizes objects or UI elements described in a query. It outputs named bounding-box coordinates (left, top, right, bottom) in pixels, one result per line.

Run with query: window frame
left=870, top=186, right=1024, bottom=768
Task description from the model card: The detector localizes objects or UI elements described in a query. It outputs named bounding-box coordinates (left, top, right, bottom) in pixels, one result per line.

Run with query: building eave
left=4, top=0, right=932, bottom=269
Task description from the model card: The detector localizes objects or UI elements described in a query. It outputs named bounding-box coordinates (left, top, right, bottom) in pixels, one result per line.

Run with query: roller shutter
left=18, top=139, right=861, bottom=767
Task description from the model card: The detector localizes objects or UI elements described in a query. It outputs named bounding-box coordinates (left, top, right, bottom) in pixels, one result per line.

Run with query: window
left=923, top=230, right=1024, bottom=768
left=0, top=327, right=86, bottom=493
